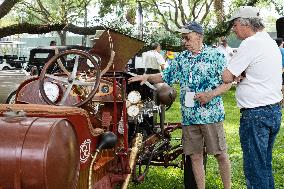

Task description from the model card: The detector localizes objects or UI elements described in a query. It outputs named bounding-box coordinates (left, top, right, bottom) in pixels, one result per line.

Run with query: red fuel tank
left=0, top=117, right=79, bottom=189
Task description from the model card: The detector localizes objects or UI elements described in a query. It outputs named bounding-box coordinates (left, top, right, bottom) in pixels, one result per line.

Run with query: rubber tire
left=5, top=91, right=16, bottom=104
left=2, top=66, right=10, bottom=70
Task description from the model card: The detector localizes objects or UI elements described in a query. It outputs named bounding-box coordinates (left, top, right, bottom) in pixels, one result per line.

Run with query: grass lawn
left=129, top=86, right=284, bottom=189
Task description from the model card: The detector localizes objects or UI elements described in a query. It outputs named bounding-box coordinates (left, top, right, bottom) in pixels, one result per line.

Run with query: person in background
left=274, top=38, right=284, bottom=61
left=142, top=42, right=166, bottom=73
left=275, top=38, right=284, bottom=106
left=50, top=40, right=57, bottom=46
left=129, top=21, right=232, bottom=189
left=217, top=38, right=234, bottom=63
left=164, top=50, right=175, bottom=68
left=223, top=6, right=282, bottom=189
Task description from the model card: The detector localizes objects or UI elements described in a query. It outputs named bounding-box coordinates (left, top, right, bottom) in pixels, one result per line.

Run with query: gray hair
left=150, top=42, right=160, bottom=50
left=237, top=17, right=265, bottom=32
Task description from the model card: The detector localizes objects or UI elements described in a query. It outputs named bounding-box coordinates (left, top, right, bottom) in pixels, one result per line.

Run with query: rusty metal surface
left=89, top=30, right=145, bottom=72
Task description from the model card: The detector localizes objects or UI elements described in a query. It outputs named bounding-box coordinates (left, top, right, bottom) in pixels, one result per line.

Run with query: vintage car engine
left=0, top=30, right=183, bottom=189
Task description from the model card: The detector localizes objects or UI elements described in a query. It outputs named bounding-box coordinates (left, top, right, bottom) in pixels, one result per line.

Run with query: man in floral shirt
left=129, top=21, right=232, bottom=189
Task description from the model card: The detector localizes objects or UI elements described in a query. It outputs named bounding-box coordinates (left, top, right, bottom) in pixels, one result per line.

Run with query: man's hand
left=194, top=83, right=231, bottom=106
left=234, top=71, right=246, bottom=83
left=194, top=91, right=214, bottom=106
left=128, top=74, right=149, bottom=85
left=234, top=75, right=245, bottom=83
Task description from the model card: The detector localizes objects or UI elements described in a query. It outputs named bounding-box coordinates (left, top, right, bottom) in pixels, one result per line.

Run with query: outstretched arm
left=128, top=73, right=164, bottom=85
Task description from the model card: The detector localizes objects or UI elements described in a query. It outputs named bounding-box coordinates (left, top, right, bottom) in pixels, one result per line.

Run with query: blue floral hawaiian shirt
left=162, top=45, right=227, bottom=126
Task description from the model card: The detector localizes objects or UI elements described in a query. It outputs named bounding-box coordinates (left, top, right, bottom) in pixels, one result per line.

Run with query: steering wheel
left=39, top=49, right=101, bottom=106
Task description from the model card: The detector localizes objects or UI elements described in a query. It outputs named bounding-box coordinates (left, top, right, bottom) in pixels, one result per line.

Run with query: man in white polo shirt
left=222, top=6, right=282, bottom=189
left=142, top=42, right=166, bottom=74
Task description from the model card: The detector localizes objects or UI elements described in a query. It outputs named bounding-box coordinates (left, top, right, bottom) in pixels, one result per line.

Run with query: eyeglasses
left=181, top=35, right=192, bottom=41
left=232, top=19, right=242, bottom=28
left=232, top=23, right=238, bottom=28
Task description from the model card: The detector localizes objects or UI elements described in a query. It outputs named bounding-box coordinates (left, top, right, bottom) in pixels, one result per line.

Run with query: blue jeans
left=239, top=103, right=282, bottom=189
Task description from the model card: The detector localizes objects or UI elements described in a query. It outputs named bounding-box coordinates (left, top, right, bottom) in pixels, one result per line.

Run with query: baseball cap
left=166, top=51, right=174, bottom=59
left=227, top=6, right=260, bottom=22
left=178, top=21, right=204, bottom=35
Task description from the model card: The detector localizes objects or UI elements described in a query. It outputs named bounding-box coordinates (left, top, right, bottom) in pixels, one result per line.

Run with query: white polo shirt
left=227, top=31, right=282, bottom=108
left=142, top=50, right=166, bottom=70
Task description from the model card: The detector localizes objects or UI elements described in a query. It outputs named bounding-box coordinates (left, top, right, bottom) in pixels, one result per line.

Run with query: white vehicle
left=0, top=41, right=27, bottom=70
left=0, top=59, right=16, bottom=70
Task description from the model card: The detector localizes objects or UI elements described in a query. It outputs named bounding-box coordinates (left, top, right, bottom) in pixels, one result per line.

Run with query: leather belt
left=240, top=102, right=281, bottom=112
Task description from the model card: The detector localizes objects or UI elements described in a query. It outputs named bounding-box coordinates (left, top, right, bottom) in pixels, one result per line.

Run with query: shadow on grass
left=128, top=166, right=184, bottom=189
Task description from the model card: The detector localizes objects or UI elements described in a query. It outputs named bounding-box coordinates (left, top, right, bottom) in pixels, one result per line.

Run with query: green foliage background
left=129, top=86, right=284, bottom=189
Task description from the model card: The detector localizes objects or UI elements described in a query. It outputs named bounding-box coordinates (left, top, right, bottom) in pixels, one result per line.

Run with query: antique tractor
left=0, top=30, right=186, bottom=189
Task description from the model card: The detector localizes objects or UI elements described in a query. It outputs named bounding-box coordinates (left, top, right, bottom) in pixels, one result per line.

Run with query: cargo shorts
left=182, top=122, right=227, bottom=155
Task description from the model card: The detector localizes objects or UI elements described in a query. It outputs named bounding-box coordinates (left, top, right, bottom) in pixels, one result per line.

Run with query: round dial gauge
left=127, top=105, right=140, bottom=117
left=43, top=82, right=60, bottom=102
left=127, top=91, right=141, bottom=104
left=101, top=85, right=109, bottom=93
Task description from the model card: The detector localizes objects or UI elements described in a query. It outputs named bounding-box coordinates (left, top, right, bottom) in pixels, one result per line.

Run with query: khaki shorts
left=182, top=122, right=227, bottom=155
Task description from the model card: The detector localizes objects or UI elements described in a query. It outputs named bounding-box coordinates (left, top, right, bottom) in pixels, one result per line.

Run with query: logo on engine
left=80, top=139, right=91, bottom=163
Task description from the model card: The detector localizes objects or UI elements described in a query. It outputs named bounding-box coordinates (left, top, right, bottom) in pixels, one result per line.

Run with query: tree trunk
left=0, top=0, right=21, bottom=19
left=0, top=23, right=104, bottom=39
left=82, top=3, right=87, bottom=46
left=214, top=0, right=224, bottom=23
left=58, top=31, right=67, bottom=45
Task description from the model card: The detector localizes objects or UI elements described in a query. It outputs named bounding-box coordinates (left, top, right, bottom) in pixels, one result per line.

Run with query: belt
left=146, top=68, right=160, bottom=74
left=240, top=102, right=281, bottom=112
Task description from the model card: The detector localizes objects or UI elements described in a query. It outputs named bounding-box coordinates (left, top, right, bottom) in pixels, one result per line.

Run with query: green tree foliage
left=271, top=0, right=284, bottom=15
left=16, top=0, right=93, bottom=44
left=0, top=0, right=273, bottom=47
left=0, top=0, right=104, bottom=40
left=96, top=0, right=264, bottom=47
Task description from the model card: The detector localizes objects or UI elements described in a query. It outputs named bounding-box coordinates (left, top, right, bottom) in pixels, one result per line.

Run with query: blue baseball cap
left=178, top=21, right=204, bottom=35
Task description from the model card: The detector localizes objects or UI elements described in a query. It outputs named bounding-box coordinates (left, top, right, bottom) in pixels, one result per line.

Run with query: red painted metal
left=122, top=78, right=128, bottom=152
left=112, top=77, right=117, bottom=135
left=0, top=30, right=187, bottom=189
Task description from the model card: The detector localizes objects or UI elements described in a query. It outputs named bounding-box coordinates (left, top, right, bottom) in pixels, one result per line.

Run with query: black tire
left=2, top=66, right=10, bottom=70
left=5, top=91, right=16, bottom=104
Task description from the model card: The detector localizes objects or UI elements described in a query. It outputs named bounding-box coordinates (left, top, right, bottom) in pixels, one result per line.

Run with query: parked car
left=26, top=45, right=90, bottom=75
left=0, top=60, right=15, bottom=70
left=0, top=55, right=27, bottom=70
left=0, top=41, right=27, bottom=70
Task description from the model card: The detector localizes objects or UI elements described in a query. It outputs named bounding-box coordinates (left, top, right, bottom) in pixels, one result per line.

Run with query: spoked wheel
left=131, top=133, right=162, bottom=184
left=39, top=49, right=101, bottom=107
left=132, top=151, right=154, bottom=184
